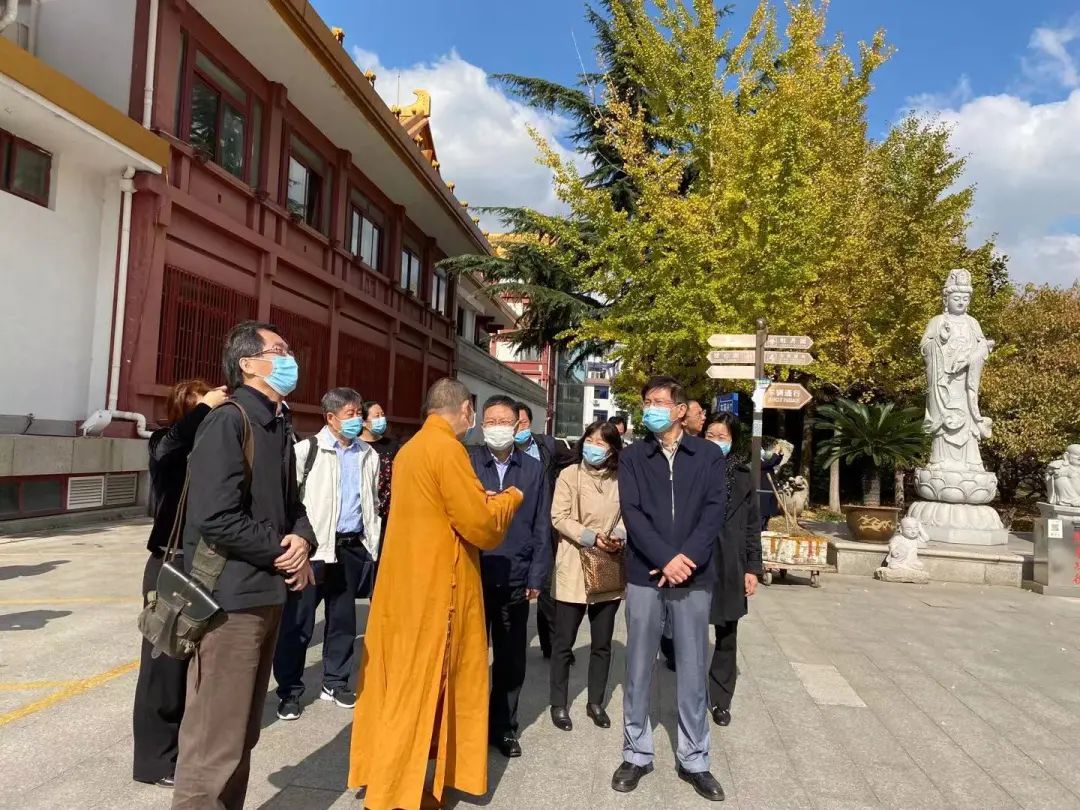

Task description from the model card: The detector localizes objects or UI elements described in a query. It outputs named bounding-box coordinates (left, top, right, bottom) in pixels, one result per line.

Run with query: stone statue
left=875, top=517, right=931, bottom=583
left=1046, top=445, right=1080, bottom=507
left=909, top=269, right=1008, bottom=545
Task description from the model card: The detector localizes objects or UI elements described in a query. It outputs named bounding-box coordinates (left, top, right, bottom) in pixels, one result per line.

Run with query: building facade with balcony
left=0, top=0, right=516, bottom=524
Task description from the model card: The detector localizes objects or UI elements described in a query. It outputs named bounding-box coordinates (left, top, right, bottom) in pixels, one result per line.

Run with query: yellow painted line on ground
left=0, top=596, right=140, bottom=605
left=0, top=678, right=82, bottom=691
left=0, top=660, right=138, bottom=728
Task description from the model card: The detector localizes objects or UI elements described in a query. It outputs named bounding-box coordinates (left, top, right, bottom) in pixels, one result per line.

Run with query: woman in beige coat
left=549, top=420, right=625, bottom=732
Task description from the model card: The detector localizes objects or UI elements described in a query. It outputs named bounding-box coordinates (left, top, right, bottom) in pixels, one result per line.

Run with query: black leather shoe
left=586, top=703, right=611, bottom=728
left=491, top=734, right=522, bottom=758
left=677, top=767, right=725, bottom=801
left=550, top=706, right=573, bottom=731
left=155, top=776, right=175, bottom=788
left=710, top=706, right=731, bottom=726
left=611, top=761, right=653, bottom=793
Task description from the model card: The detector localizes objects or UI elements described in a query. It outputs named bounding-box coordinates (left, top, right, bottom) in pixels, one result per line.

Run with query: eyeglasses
left=483, top=420, right=518, bottom=428
left=252, top=346, right=294, bottom=358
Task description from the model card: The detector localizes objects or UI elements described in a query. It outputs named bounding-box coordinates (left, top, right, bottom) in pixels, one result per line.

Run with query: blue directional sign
left=713, top=392, right=740, bottom=415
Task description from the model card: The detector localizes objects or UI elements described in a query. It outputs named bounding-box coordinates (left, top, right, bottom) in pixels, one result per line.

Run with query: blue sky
left=313, top=0, right=1080, bottom=285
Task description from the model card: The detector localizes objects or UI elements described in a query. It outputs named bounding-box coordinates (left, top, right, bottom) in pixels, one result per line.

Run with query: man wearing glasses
left=612, top=376, right=728, bottom=802
left=173, top=321, right=316, bottom=809
left=467, top=395, right=551, bottom=759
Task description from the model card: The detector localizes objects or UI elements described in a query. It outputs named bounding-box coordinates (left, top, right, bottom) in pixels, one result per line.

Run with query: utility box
left=1026, top=503, right=1080, bottom=597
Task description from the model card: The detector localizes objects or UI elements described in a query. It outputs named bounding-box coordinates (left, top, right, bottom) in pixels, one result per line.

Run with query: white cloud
left=352, top=47, right=583, bottom=233
left=1022, top=18, right=1080, bottom=91
left=909, top=20, right=1080, bottom=287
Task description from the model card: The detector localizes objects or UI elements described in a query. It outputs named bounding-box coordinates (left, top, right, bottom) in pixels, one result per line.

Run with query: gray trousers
left=623, top=583, right=712, bottom=773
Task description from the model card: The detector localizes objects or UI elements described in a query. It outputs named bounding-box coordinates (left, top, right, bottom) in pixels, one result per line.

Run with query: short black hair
left=608, top=414, right=627, bottom=429
left=515, top=401, right=534, bottom=422
left=321, top=387, right=363, bottom=415
left=705, top=411, right=740, bottom=441
left=641, top=375, right=687, bottom=405
left=483, top=395, right=518, bottom=417
left=578, top=419, right=623, bottom=473
left=223, top=320, right=280, bottom=390
left=360, top=400, right=381, bottom=421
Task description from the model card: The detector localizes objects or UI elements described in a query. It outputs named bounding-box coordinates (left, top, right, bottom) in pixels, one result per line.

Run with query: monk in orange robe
left=349, top=378, right=523, bottom=810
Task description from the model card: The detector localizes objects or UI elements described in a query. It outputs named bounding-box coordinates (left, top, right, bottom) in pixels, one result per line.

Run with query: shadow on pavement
left=0, top=559, right=69, bottom=580
left=0, top=609, right=73, bottom=631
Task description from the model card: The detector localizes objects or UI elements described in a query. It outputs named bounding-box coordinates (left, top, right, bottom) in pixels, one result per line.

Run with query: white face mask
left=483, top=425, right=516, bottom=451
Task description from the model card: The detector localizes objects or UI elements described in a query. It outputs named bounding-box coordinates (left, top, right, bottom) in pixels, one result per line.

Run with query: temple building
left=0, top=0, right=544, bottom=525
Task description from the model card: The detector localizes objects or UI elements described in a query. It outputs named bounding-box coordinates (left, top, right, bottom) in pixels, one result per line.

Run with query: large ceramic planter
left=844, top=505, right=900, bottom=544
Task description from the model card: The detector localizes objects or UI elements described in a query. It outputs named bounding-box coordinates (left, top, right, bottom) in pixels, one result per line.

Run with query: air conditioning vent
left=67, top=476, right=105, bottom=510
left=105, top=473, right=138, bottom=506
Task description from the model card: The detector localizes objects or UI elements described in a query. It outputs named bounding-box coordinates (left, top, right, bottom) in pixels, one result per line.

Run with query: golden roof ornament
left=363, top=70, right=376, bottom=86
left=331, top=27, right=345, bottom=45
left=390, top=89, right=431, bottom=122
left=447, top=181, right=456, bottom=192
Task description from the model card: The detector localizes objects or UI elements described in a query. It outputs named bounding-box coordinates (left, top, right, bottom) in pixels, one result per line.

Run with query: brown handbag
left=575, top=467, right=626, bottom=595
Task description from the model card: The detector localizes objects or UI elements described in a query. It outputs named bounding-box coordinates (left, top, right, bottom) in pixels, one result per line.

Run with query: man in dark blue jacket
left=612, top=376, right=728, bottom=803
left=469, top=395, right=551, bottom=759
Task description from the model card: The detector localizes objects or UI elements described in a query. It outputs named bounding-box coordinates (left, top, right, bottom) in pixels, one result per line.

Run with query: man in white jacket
left=272, top=387, right=382, bottom=721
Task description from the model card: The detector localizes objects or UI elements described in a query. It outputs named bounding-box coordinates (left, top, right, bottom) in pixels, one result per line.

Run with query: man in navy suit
left=469, top=395, right=551, bottom=759
left=612, top=376, right=728, bottom=802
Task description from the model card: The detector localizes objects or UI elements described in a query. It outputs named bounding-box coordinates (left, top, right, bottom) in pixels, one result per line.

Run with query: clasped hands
left=649, top=553, right=696, bottom=588
left=276, top=533, right=314, bottom=591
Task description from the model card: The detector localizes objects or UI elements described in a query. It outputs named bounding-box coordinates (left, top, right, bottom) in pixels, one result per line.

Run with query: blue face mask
left=263, top=355, right=299, bottom=397
left=369, top=417, right=387, bottom=436
left=712, top=439, right=732, bottom=455
left=338, top=416, right=362, bottom=440
left=582, top=444, right=610, bottom=467
left=642, top=406, right=673, bottom=434
left=514, top=428, right=532, bottom=445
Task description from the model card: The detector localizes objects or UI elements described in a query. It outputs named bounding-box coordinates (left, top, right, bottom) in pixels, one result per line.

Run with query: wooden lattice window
left=337, top=333, right=389, bottom=405
left=269, top=306, right=329, bottom=405
left=157, top=266, right=256, bottom=386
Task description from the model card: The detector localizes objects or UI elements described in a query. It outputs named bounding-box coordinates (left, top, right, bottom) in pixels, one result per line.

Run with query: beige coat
left=550, top=462, right=624, bottom=604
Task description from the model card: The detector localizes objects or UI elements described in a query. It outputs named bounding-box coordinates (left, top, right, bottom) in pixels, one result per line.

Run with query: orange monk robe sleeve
left=440, top=442, right=524, bottom=551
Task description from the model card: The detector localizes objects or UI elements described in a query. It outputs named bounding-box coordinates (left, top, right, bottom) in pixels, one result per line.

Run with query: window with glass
left=400, top=247, right=422, bottom=297
left=184, top=50, right=260, bottom=184
left=0, top=128, right=51, bottom=206
left=594, top=385, right=610, bottom=400
left=430, top=267, right=448, bottom=315
left=287, top=134, right=330, bottom=232
left=348, top=191, right=383, bottom=270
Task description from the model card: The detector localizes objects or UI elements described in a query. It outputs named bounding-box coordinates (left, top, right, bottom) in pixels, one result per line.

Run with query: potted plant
left=815, top=399, right=925, bottom=543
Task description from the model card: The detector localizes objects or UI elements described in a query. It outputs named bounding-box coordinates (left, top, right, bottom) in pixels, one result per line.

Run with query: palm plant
left=814, top=399, right=926, bottom=507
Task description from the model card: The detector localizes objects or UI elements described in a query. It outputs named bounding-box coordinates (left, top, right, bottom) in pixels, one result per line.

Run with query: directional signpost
left=706, top=323, right=815, bottom=486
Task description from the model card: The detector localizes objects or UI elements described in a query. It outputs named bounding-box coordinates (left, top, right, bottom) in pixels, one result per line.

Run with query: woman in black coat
left=132, top=379, right=225, bottom=786
left=704, top=412, right=763, bottom=726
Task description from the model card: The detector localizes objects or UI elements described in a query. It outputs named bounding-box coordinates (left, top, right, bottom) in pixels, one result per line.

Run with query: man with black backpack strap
left=272, top=386, right=381, bottom=721
left=172, top=321, right=316, bottom=810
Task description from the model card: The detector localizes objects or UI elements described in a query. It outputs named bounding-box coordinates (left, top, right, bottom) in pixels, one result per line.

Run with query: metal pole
left=750, top=318, right=768, bottom=498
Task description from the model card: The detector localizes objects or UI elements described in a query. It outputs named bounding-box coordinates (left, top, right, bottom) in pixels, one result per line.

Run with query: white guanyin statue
left=908, top=269, right=1008, bottom=545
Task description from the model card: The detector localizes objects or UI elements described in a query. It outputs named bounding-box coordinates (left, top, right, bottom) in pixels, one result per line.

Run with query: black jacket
left=711, top=462, right=763, bottom=624
left=618, top=433, right=728, bottom=588
left=182, top=386, right=316, bottom=611
left=468, top=445, right=551, bottom=589
left=147, top=404, right=211, bottom=554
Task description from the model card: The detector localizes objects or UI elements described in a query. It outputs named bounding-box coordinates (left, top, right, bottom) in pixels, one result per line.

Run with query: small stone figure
left=1046, top=445, right=1080, bottom=508
left=875, top=517, right=931, bottom=584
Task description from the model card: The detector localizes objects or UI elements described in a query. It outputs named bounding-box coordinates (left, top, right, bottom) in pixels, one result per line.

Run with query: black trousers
left=708, top=620, right=740, bottom=710
left=133, top=553, right=189, bottom=782
left=549, top=599, right=619, bottom=708
left=483, top=583, right=530, bottom=738
left=537, top=579, right=556, bottom=654
left=272, top=543, right=375, bottom=699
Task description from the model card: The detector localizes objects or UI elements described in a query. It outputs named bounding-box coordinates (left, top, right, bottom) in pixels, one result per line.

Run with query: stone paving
left=4, top=520, right=1080, bottom=808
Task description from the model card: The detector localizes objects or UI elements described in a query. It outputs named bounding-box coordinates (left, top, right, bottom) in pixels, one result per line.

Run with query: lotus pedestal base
left=907, top=500, right=1008, bottom=547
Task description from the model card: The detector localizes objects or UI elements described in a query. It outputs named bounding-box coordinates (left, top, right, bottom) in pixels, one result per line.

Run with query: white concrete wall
left=35, top=0, right=137, bottom=114
left=457, top=369, right=547, bottom=446
left=0, top=164, right=120, bottom=424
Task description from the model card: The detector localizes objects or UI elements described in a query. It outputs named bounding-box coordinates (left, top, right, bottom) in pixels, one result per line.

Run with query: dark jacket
left=711, top=461, right=763, bottom=623
left=182, top=386, right=316, bottom=611
left=618, top=433, right=728, bottom=588
left=147, top=403, right=211, bottom=554
left=369, top=435, right=400, bottom=519
left=468, top=445, right=551, bottom=589
left=522, top=432, right=560, bottom=494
